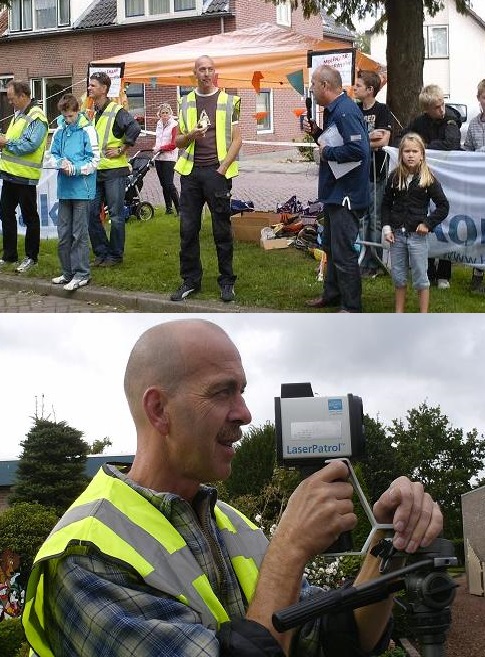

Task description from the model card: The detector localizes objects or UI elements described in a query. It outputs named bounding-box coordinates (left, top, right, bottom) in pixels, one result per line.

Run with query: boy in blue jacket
left=46, top=94, right=100, bottom=290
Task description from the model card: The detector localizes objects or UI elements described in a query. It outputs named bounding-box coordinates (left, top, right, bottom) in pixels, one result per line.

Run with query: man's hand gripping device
left=273, top=384, right=458, bottom=656
left=274, top=382, right=391, bottom=555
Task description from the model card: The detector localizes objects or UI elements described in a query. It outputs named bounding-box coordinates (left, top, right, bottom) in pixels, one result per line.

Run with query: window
left=276, top=0, right=291, bottom=27
left=424, top=25, right=448, bottom=59
left=126, top=0, right=144, bottom=16
left=31, top=77, right=72, bottom=127
left=124, top=0, right=196, bottom=19
left=125, top=83, right=146, bottom=129
left=10, top=0, right=32, bottom=31
left=10, top=0, right=69, bottom=31
left=256, top=90, right=273, bottom=134
left=0, top=77, right=14, bottom=133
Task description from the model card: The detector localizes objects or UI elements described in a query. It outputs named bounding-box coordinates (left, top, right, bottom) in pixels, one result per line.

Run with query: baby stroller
left=122, top=149, right=156, bottom=221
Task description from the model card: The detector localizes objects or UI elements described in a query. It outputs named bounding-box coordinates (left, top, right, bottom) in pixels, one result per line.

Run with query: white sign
left=386, top=147, right=485, bottom=266
left=88, top=64, right=124, bottom=99
left=0, top=169, right=59, bottom=239
left=309, top=49, right=355, bottom=88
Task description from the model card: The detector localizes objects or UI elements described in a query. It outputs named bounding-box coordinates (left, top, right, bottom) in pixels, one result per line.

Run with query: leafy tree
left=88, top=437, right=113, bottom=454
left=224, top=423, right=277, bottom=498
left=0, top=502, right=58, bottom=576
left=9, top=418, right=90, bottom=514
left=361, top=414, right=401, bottom=503
left=387, top=402, right=485, bottom=539
left=266, top=0, right=470, bottom=127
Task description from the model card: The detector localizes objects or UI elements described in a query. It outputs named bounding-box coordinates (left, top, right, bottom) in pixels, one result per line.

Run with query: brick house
left=0, top=0, right=355, bottom=156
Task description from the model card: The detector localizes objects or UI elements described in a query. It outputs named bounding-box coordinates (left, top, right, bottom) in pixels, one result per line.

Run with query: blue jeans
left=322, top=204, right=362, bottom=312
left=390, top=230, right=429, bottom=290
left=89, top=176, right=126, bottom=261
left=360, top=177, right=386, bottom=271
left=57, top=199, right=90, bottom=280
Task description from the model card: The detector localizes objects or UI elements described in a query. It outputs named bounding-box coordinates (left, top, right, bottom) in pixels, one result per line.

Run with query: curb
left=0, top=274, right=275, bottom=313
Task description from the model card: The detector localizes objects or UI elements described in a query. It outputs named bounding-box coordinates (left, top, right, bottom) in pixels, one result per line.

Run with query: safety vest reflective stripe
left=0, top=153, right=43, bottom=168
left=175, top=90, right=239, bottom=178
left=216, top=97, right=234, bottom=158
left=0, top=106, right=47, bottom=180
left=23, top=467, right=267, bottom=655
left=95, top=101, right=128, bottom=170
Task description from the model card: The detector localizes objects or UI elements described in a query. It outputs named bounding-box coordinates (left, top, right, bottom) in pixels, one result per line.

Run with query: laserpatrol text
left=286, top=443, right=346, bottom=455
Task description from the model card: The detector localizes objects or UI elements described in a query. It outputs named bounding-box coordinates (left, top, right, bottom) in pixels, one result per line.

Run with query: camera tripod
left=272, top=537, right=458, bottom=657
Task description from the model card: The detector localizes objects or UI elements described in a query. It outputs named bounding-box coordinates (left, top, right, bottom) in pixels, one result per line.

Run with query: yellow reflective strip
left=213, top=506, right=237, bottom=533
left=77, top=471, right=187, bottom=553
left=192, top=574, right=229, bottom=626
left=35, top=517, right=154, bottom=576
left=23, top=572, right=56, bottom=657
left=231, top=556, right=258, bottom=604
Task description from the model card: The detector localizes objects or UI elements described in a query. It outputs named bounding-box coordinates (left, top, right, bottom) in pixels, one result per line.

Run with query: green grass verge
left=10, top=208, right=485, bottom=312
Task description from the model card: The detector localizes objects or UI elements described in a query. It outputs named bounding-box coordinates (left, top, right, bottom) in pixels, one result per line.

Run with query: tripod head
left=272, top=537, right=458, bottom=657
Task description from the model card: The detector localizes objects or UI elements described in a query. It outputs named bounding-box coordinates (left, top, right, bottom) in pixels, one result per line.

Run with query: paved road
left=142, top=154, right=320, bottom=211
left=0, top=153, right=320, bottom=313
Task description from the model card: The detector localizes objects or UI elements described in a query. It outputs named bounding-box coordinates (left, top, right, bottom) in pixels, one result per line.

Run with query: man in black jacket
left=404, top=84, right=461, bottom=289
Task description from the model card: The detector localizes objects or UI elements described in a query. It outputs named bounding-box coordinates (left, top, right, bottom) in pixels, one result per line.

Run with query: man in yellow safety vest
left=171, top=56, right=242, bottom=303
left=0, top=80, right=48, bottom=273
left=87, top=71, right=141, bottom=267
left=22, top=319, right=443, bottom=657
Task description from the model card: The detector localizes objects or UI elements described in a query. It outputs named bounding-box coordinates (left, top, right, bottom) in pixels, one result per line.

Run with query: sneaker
left=437, top=279, right=450, bottom=290
left=15, top=257, right=36, bottom=273
left=170, top=281, right=201, bottom=301
left=166, top=208, right=174, bottom=215
left=52, top=274, right=71, bottom=285
left=63, top=278, right=90, bottom=292
left=220, top=284, right=235, bottom=302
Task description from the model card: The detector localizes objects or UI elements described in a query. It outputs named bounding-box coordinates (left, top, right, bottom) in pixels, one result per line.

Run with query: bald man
left=23, top=320, right=443, bottom=657
left=303, top=65, right=370, bottom=313
left=172, top=56, right=242, bottom=303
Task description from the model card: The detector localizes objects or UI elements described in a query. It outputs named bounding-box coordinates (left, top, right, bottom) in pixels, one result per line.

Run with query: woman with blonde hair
left=381, top=133, right=449, bottom=313
left=153, top=103, right=179, bottom=215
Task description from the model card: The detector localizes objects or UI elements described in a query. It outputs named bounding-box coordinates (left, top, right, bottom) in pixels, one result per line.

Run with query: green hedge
left=0, top=618, right=26, bottom=657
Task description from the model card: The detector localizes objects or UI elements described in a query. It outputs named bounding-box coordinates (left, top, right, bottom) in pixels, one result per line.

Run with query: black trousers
left=0, top=180, right=40, bottom=262
left=154, top=160, right=179, bottom=212
left=178, top=165, right=235, bottom=287
left=427, top=258, right=451, bottom=282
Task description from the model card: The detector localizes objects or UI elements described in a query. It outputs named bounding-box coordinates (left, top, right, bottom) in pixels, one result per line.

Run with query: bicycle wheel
left=136, top=202, right=154, bottom=221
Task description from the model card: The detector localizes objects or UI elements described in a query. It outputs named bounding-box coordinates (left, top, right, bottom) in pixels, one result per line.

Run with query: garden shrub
left=0, top=618, right=26, bottom=657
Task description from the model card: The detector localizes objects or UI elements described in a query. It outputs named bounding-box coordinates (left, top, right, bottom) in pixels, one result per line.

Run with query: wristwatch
left=118, top=146, right=123, bottom=155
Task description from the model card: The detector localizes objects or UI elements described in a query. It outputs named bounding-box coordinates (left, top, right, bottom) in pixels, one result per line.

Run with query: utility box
left=462, top=486, right=485, bottom=596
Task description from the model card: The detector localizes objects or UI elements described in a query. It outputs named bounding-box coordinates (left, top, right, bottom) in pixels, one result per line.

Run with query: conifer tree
left=9, top=418, right=89, bottom=514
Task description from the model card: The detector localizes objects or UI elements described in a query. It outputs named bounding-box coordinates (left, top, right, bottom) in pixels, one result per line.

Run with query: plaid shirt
left=38, top=466, right=377, bottom=657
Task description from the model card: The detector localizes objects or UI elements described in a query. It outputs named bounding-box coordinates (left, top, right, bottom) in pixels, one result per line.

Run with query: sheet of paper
left=318, top=124, right=362, bottom=179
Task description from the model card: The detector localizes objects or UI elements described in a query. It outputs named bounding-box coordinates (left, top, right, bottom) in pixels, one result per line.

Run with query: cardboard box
left=231, top=211, right=282, bottom=243
left=260, top=238, right=290, bottom=250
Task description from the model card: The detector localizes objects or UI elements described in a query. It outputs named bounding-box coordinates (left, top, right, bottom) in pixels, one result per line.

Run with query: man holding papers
left=304, top=65, right=370, bottom=312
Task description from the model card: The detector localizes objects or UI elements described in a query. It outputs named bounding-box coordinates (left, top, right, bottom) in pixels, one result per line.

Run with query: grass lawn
left=10, top=207, right=485, bottom=312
